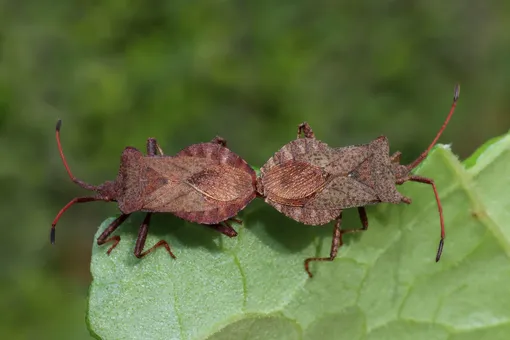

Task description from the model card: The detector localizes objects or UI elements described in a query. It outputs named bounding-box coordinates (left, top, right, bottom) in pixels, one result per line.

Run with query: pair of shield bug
left=51, top=84, right=460, bottom=277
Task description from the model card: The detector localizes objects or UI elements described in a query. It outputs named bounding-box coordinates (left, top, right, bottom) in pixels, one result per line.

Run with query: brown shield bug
left=51, top=120, right=257, bottom=259
left=257, top=84, right=460, bottom=277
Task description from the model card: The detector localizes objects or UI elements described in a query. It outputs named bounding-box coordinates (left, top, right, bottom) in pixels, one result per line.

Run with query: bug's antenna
left=408, top=84, right=460, bottom=170
left=51, top=120, right=100, bottom=244
left=56, top=120, right=97, bottom=190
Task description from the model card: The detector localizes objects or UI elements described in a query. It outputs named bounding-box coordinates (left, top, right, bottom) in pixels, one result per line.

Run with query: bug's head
left=95, top=180, right=120, bottom=202
left=389, top=153, right=412, bottom=182
left=50, top=120, right=119, bottom=244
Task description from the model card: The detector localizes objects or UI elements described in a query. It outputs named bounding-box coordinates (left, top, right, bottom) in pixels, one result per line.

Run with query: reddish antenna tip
left=56, top=119, right=62, bottom=132
left=435, top=238, right=444, bottom=262
left=50, top=228, right=56, bottom=244
left=453, top=84, right=460, bottom=102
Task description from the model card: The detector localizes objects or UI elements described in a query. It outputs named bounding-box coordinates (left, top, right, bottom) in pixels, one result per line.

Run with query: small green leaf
left=88, top=134, right=510, bottom=340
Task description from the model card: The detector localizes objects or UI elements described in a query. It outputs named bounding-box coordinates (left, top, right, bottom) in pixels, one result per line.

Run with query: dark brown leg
left=304, top=208, right=369, bottom=278
left=141, top=140, right=175, bottom=258
left=297, top=122, right=315, bottom=139
left=142, top=141, right=175, bottom=258
left=229, top=217, right=243, bottom=225
left=407, top=175, right=445, bottom=262
left=304, top=213, right=343, bottom=278
left=210, top=136, right=227, bottom=147
left=147, top=138, right=164, bottom=156
left=51, top=196, right=102, bottom=244
left=395, top=178, right=413, bottom=204
left=341, top=207, right=369, bottom=235
left=97, top=214, right=131, bottom=254
left=134, top=213, right=176, bottom=259
left=205, top=220, right=238, bottom=238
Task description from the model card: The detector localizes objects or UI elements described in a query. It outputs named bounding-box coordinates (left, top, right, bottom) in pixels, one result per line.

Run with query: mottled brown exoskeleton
left=51, top=120, right=257, bottom=259
left=257, top=84, right=460, bottom=277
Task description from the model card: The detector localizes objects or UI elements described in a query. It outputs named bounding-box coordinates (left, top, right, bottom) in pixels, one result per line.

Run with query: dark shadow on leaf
left=369, top=203, right=394, bottom=227
left=339, top=207, right=373, bottom=245
left=244, top=200, right=382, bottom=256
left=244, top=201, right=324, bottom=253
left=207, top=313, right=301, bottom=340
left=149, top=213, right=231, bottom=252
left=101, top=212, right=234, bottom=267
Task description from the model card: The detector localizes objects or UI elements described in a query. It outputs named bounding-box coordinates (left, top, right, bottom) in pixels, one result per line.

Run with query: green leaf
left=88, top=134, right=510, bottom=340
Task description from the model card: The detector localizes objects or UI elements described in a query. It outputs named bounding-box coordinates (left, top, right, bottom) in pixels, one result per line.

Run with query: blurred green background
left=1, top=0, right=510, bottom=338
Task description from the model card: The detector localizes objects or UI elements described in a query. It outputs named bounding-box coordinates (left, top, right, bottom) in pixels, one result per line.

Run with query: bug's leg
left=395, top=177, right=413, bottom=205
left=210, top=136, right=227, bottom=147
left=134, top=213, right=176, bottom=259
left=297, top=122, right=316, bottom=139
left=340, top=207, right=369, bottom=236
left=204, top=221, right=238, bottom=238
left=147, top=138, right=165, bottom=156
left=228, top=217, right=243, bottom=225
left=407, top=175, right=445, bottom=262
left=304, top=212, right=343, bottom=278
left=97, top=214, right=131, bottom=254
